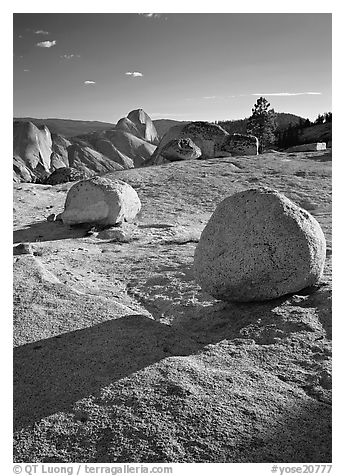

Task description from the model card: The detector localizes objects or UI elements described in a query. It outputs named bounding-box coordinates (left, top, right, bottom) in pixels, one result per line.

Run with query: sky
left=13, top=13, right=332, bottom=124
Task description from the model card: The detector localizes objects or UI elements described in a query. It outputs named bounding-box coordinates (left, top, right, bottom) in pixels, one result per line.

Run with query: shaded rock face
left=95, top=139, right=134, bottom=169
left=160, top=138, right=202, bottom=162
left=220, top=133, right=259, bottom=156
left=45, top=167, right=87, bottom=185
left=116, top=109, right=159, bottom=145
left=103, top=130, right=156, bottom=168
left=194, top=187, right=326, bottom=302
left=60, top=176, right=141, bottom=226
left=67, top=144, right=124, bottom=177
left=50, top=134, right=71, bottom=170
left=286, top=143, right=327, bottom=152
left=151, top=121, right=229, bottom=162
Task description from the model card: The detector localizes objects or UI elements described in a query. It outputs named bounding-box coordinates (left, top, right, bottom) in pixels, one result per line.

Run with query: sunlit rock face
left=116, top=109, right=159, bottom=145
left=59, top=176, right=141, bottom=226
left=13, top=121, right=53, bottom=182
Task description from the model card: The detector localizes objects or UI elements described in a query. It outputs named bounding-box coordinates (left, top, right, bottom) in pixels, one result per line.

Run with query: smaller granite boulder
left=59, top=176, right=141, bottom=226
left=13, top=243, right=33, bottom=255
left=194, top=188, right=326, bottom=302
left=220, top=133, right=259, bottom=156
left=160, top=138, right=202, bottom=162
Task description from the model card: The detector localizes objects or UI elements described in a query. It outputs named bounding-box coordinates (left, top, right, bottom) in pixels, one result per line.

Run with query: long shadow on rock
left=244, top=399, right=331, bottom=463
left=133, top=262, right=330, bottom=346
left=13, top=314, right=199, bottom=430
left=13, top=221, right=89, bottom=244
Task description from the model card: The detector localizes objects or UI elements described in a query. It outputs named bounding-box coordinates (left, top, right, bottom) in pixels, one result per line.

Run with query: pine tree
left=246, top=97, right=277, bottom=153
left=315, top=114, right=325, bottom=125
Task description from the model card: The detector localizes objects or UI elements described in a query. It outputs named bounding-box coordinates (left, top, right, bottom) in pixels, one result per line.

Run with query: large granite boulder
left=194, top=188, right=326, bottom=302
left=151, top=121, right=229, bottom=162
left=59, top=176, right=141, bottom=226
left=220, top=133, right=259, bottom=156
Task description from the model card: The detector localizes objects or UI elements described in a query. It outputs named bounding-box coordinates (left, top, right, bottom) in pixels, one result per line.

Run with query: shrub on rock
left=59, top=176, right=141, bottom=226
left=45, top=167, right=87, bottom=185
left=194, top=187, right=326, bottom=302
left=220, top=133, right=259, bottom=156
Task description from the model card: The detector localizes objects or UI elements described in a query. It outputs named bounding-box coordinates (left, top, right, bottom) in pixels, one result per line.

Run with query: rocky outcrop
left=59, top=176, right=141, bottom=226
left=151, top=121, right=229, bottom=162
left=13, top=121, right=53, bottom=182
left=72, top=109, right=158, bottom=169
left=50, top=134, right=71, bottom=170
left=102, top=130, right=156, bottom=168
left=194, top=187, right=326, bottom=302
left=220, top=133, right=259, bottom=156
left=95, top=139, right=134, bottom=169
left=150, top=138, right=202, bottom=164
left=286, top=143, right=327, bottom=152
left=13, top=110, right=158, bottom=183
left=67, top=144, right=124, bottom=177
left=45, top=167, right=88, bottom=185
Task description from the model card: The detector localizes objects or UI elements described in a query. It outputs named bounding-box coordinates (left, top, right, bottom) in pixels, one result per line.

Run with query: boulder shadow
left=13, top=314, right=199, bottom=430
left=13, top=221, right=90, bottom=244
left=244, top=399, right=331, bottom=463
left=134, top=262, right=332, bottom=346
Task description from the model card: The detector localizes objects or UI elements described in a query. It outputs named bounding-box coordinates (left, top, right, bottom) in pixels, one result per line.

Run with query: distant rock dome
left=115, top=109, right=159, bottom=145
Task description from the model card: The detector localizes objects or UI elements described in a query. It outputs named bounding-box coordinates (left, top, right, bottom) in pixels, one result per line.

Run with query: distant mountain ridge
left=13, top=117, right=115, bottom=138
left=217, top=112, right=305, bottom=135
left=13, top=112, right=305, bottom=139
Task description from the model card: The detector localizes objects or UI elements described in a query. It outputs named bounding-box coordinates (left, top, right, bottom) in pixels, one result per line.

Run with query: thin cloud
left=252, top=92, right=322, bottom=97
left=138, top=13, right=162, bottom=19
left=35, top=30, right=50, bottom=35
left=61, top=54, right=81, bottom=59
left=149, top=112, right=189, bottom=119
left=23, top=69, right=30, bottom=72
left=125, top=71, right=143, bottom=77
left=84, top=80, right=96, bottom=85
left=36, top=40, right=57, bottom=48
left=202, top=96, right=217, bottom=100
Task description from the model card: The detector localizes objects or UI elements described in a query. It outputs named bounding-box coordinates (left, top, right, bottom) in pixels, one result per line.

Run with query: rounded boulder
left=60, top=176, right=141, bottom=226
left=194, top=187, right=326, bottom=302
